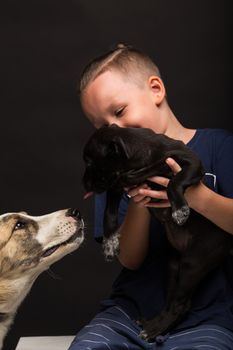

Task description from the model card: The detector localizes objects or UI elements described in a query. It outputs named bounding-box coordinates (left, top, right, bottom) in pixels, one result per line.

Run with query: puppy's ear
left=111, top=136, right=130, bottom=159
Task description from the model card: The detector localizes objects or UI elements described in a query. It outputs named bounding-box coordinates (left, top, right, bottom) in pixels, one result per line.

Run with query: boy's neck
left=164, top=110, right=196, bottom=145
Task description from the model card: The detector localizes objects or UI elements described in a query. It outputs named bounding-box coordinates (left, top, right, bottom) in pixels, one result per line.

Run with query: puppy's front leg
left=167, top=157, right=204, bottom=225
left=103, top=190, right=122, bottom=260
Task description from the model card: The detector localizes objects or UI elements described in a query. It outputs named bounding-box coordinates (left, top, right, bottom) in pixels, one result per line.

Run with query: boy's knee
left=69, top=339, right=112, bottom=350
left=68, top=332, right=112, bottom=350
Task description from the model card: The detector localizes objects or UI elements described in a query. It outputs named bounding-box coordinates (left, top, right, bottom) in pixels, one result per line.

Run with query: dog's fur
left=83, top=125, right=233, bottom=340
left=0, top=208, right=84, bottom=349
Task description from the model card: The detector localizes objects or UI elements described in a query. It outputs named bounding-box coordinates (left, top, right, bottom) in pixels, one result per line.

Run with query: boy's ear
left=148, top=76, right=166, bottom=105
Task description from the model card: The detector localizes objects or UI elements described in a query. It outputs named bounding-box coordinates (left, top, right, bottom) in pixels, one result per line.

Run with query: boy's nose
left=109, top=121, right=124, bottom=127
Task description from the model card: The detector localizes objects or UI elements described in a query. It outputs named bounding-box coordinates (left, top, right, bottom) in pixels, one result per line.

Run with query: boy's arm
left=117, top=182, right=170, bottom=270
left=94, top=191, right=153, bottom=270
left=185, top=182, right=233, bottom=234
left=117, top=200, right=151, bottom=270
left=141, top=158, right=233, bottom=234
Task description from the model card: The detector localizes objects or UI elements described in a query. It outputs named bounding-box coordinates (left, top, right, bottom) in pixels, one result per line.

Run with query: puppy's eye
left=15, top=221, right=26, bottom=230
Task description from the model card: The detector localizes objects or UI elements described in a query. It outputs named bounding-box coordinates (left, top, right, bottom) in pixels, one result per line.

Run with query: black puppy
left=83, top=125, right=233, bottom=340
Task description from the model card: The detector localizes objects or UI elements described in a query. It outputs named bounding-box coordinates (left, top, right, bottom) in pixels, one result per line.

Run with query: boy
left=69, top=45, right=233, bottom=349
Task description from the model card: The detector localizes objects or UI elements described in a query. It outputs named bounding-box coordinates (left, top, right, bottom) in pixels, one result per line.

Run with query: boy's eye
left=114, top=108, right=124, bottom=117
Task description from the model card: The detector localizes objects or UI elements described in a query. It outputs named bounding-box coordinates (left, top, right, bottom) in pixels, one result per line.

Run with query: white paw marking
left=103, top=232, right=120, bottom=261
left=172, top=205, right=190, bottom=225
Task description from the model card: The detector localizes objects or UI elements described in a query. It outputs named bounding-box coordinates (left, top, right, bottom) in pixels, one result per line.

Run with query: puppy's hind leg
left=140, top=255, right=200, bottom=341
left=140, top=235, right=229, bottom=341
left=140, top=252, right=185, bottom=341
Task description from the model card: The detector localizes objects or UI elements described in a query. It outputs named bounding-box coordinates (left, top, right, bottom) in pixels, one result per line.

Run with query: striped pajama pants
left=68, top=306, right=233, bottom=350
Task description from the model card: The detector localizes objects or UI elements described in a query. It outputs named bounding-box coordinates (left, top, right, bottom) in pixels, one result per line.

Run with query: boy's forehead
left=82, top=71, right=130, bottom=111
left=83, top=70, right=144, bottom=105
left=89, top=70, right=130, bottom=93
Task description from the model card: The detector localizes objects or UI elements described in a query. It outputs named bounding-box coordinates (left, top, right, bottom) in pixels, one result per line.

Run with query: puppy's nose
left=66, top=208, right=82, bottom=220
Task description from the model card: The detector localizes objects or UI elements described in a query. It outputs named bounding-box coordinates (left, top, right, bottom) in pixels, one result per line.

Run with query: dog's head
left=0, top=208, right=84, bottom=279
left=83, top=125, right=156, bottom=193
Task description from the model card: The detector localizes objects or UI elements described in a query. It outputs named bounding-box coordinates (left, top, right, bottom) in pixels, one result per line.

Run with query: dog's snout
left=66, top=208, right=82, bottom=220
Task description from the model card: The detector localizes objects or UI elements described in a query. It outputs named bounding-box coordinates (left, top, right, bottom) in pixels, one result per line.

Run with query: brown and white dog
left=0, top=208, right=84, bottom=349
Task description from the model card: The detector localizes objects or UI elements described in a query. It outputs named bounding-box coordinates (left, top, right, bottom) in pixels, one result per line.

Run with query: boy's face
left=81, top=70, right=167, bottom=134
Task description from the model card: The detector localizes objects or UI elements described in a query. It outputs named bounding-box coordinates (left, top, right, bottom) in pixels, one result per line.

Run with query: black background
left=0, top=1, right=232, bottom=349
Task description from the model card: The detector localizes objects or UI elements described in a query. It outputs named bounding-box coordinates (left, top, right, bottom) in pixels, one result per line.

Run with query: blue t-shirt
left=94, top=128, right=233, bottom=332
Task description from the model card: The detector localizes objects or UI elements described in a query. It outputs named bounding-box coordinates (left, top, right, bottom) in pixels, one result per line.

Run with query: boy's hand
left=126, top=158, right=182, bottom=208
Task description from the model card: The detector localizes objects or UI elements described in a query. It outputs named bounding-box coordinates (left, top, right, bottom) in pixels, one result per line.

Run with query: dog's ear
left=110, top=136, right=130, bottom=159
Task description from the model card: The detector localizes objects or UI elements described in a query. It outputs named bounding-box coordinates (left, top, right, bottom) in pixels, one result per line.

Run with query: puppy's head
left=0, top=208, right=84, bottom=279
left=83, top=125, right=156, bottom=193
left=83, top=125, right=128, bottom=193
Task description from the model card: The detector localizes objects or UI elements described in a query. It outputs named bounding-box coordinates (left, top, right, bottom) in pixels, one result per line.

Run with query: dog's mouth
left=41, top=226, right=84, bottom=258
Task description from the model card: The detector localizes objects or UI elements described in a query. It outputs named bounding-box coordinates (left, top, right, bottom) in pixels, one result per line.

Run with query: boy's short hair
left=79, top=44, right=161, bottom=94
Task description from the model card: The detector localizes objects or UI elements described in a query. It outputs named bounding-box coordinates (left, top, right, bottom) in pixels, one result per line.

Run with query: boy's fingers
left=132, top=192, right=151, bottom=203
left=147, top=176, right=169, bottom=187
left=136, top=196, right=151, bottom=208
left=138, top=188, right=168, bottom=200
left=127, top=184, right=149, bottom=198
left=166, top=157, right=182, bottom=174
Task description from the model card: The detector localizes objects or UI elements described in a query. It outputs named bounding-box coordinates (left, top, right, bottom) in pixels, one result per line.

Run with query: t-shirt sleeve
left=94, top=192, right=129, bottom=242
left=215, top=133, right=233, bottom=198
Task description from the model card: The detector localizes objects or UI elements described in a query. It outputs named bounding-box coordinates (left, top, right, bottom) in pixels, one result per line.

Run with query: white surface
left=15, top=336, right=75, bottom=350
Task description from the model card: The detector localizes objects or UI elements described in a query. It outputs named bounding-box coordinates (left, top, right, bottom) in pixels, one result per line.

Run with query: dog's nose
left=66, top=208, right=82, bottom=220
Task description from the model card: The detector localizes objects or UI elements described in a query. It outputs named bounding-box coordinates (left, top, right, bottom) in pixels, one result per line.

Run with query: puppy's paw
left=172, top=205, right=190, bottom=225
left=139, top=318, right=156, bottom=342
left=139, top=318, right=169, bottom=343
left=103, top=232, right=120, bottom=261
left=140, top=329, right=149, bottom=341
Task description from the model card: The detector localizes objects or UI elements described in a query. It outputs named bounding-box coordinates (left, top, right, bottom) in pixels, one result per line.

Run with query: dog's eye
left=14, top=221, right=26, bottom=230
